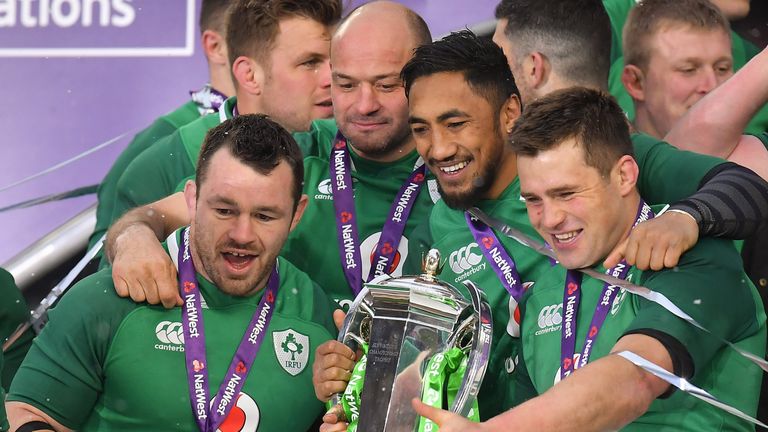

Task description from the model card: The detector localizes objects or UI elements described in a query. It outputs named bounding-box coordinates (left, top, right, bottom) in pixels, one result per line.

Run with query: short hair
left=509, top=87, right=633, bottom=177
left=624, top=0, right=731, bottom=70
left=199, top=0, right=234, bottom=34
left=494, top=0, right=612, bottom=89
left=196, top=114, right=305, bottom=208
left=226, top=0, right=342, bottom=68
left=401, top=30, right=520, bottom=114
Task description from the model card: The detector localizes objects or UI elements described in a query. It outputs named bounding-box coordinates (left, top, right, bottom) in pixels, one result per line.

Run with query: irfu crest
left=272, top=329, right=309, bottom=376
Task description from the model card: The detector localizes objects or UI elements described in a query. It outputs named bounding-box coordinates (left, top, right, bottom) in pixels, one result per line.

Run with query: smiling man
left=106, top=0, right=341, bottom=237
left=5, top=115, right=337, bottom=432
left=413, top=87, right=765, bottom=432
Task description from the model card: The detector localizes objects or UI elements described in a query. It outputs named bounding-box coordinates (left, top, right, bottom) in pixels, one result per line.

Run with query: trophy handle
left=450, top=280, right=493, bottom=417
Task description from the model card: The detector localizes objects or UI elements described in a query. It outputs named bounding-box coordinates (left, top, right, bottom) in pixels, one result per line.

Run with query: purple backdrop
left=0, top=0, right=499, bottom=265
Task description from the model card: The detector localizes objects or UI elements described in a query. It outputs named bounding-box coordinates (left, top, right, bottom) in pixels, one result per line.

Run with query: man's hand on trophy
left=313, top=310, right=358, bottom=402
left=412, top=398, right=487, bottom=431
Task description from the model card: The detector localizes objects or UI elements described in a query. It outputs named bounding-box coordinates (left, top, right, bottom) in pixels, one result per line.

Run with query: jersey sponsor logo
left=535, top=303, right=563, bottom=336
left=154, top=320, right=185, bottom=351
left=360, top=232, right=408, bottom=280
left=506, top=282, right=534, bottom=338
left=315, top=179, right=333, bottom=200
left=215, top=391, right=261, bottom=432
left=448, top=242, right=486, bottom=284
left=273, top=329, right=310, bottom=376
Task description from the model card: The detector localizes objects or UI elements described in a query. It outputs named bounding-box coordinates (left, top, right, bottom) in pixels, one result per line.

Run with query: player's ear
left=201, top=29, right=228, bottom=67
left=290, top=194, right=309, bottom=231
left=528, top=51, right=549, bottom=90
left=615, top=155, right=639, bottom=196
left=502, top=94, right=522, bottom=135
left=183, top=179, right=198, bottom=220
left=232, top=56, right=265, bottom=96
left=622, top=64, right=646, bottom=101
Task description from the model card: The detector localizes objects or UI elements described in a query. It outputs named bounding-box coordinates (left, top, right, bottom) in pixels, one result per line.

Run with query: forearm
left=665, top=47, right=768, bottom=158
left=105, top=192, right=189, bottom=262
left=669, top=163, right=768, bottom=238
left=485, top=355, right=655, bottom=432
left=6, top=401, right=71, bottom=432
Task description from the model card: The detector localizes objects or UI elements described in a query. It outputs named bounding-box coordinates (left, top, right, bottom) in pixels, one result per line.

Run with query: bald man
left=103, top=1, right=439, bottom=313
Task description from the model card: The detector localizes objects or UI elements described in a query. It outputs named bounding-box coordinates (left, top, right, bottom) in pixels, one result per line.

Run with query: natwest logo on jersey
left=154, top=320, right=185, bottom=352
left=448, top=242, right=485, bottom=283
left=535, top=303, right=563, bottom=336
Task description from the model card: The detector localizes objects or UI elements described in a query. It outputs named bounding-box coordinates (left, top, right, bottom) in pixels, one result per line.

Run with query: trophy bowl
left=332, top=249, right=493, bottom=431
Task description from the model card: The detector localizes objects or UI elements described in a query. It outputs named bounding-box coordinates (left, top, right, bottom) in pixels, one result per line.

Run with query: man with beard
left=103, top=1, right=437, bottom=312
left=315, top=30, right=768, bottom=429
left=106, top=0, right=341, bottom=239
left=413, top=87, right=765, bottom=432
left=5, top=115, right=337, bottom=432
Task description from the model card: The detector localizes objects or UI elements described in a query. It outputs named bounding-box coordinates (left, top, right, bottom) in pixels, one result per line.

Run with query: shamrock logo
left=335, top=140, right=346, bottom=149
left=340, top=212, right=353, bottom=224
left=413, top=173, right=425, bottom=183
left=193, top=359, right=205, bottom=372
left=281, top=333, right=304, bottom=362
left=266, top=290, right=275, bottom=303
left=235, top=361, right=247, bottom=374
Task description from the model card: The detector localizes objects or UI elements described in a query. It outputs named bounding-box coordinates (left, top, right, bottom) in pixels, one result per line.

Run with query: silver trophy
left=332, top=249, right=493, bottom=431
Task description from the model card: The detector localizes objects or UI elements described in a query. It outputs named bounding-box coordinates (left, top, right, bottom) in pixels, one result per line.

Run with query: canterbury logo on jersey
left=315, top=179, right=333, bottom=200
left=448, top=242, right=486, bottom=283
left=154, top=320, right=185, bottom=352
left=535, top=303, right=563, bottom=336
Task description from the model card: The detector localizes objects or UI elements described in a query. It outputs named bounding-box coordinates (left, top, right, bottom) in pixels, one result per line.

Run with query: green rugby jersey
left=282, top=119, right=440, bottom=308
left=111, top=98, right=236, bottom=229
left=90, top=99, right=201, bottom=252
left=0, top=268, right=33, bottom=390
left=603, top=0, right=768, bottom=135
left=1, top=349, right=6, bottom=432
left=519, top=236, right=766, bottom=431
left=403, top=133, right=727, bottom=419
left=9, top=230, right=336, bottom=431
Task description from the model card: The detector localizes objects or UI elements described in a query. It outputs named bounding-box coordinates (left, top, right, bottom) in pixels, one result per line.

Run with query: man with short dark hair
left=90, top=0, right=237, bottom=252
left=107, top=0, right=342, bottom=234
left=6, top=115, right=337, bottom=431
left=103, top=1, right=439, bottom=314
left=413, top=87, right=765, bottom=432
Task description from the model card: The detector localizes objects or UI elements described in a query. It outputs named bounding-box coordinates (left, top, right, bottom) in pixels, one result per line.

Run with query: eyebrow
left=332, top=72, right=401, bottom=81
left=207, top=195, right=282, bottom=214
left=408, top=109, right=471, bottom=125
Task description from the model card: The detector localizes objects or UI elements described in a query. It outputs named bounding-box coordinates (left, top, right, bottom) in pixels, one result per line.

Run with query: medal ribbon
left=466, top=212, right=526, bottom=301
left=330, top=131, right=426, bottom=296
left=178, top=227, right=279, bottom=432
left=560, top=201, right=654, bottom=379
left=190, top=84, right=227, bottom=116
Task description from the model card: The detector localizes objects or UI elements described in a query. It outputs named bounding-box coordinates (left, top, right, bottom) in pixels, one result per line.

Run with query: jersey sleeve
left=90, top=117, right=181, bottom=251
left=112, top=132, right=193, bottom=227
left=633, top=134, right=724, bottom=205
left=0, top=268, right=34, bottom=390
left=7, top=269, right=137, bottom=429
left=623, top=238, right=761, bottom=376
